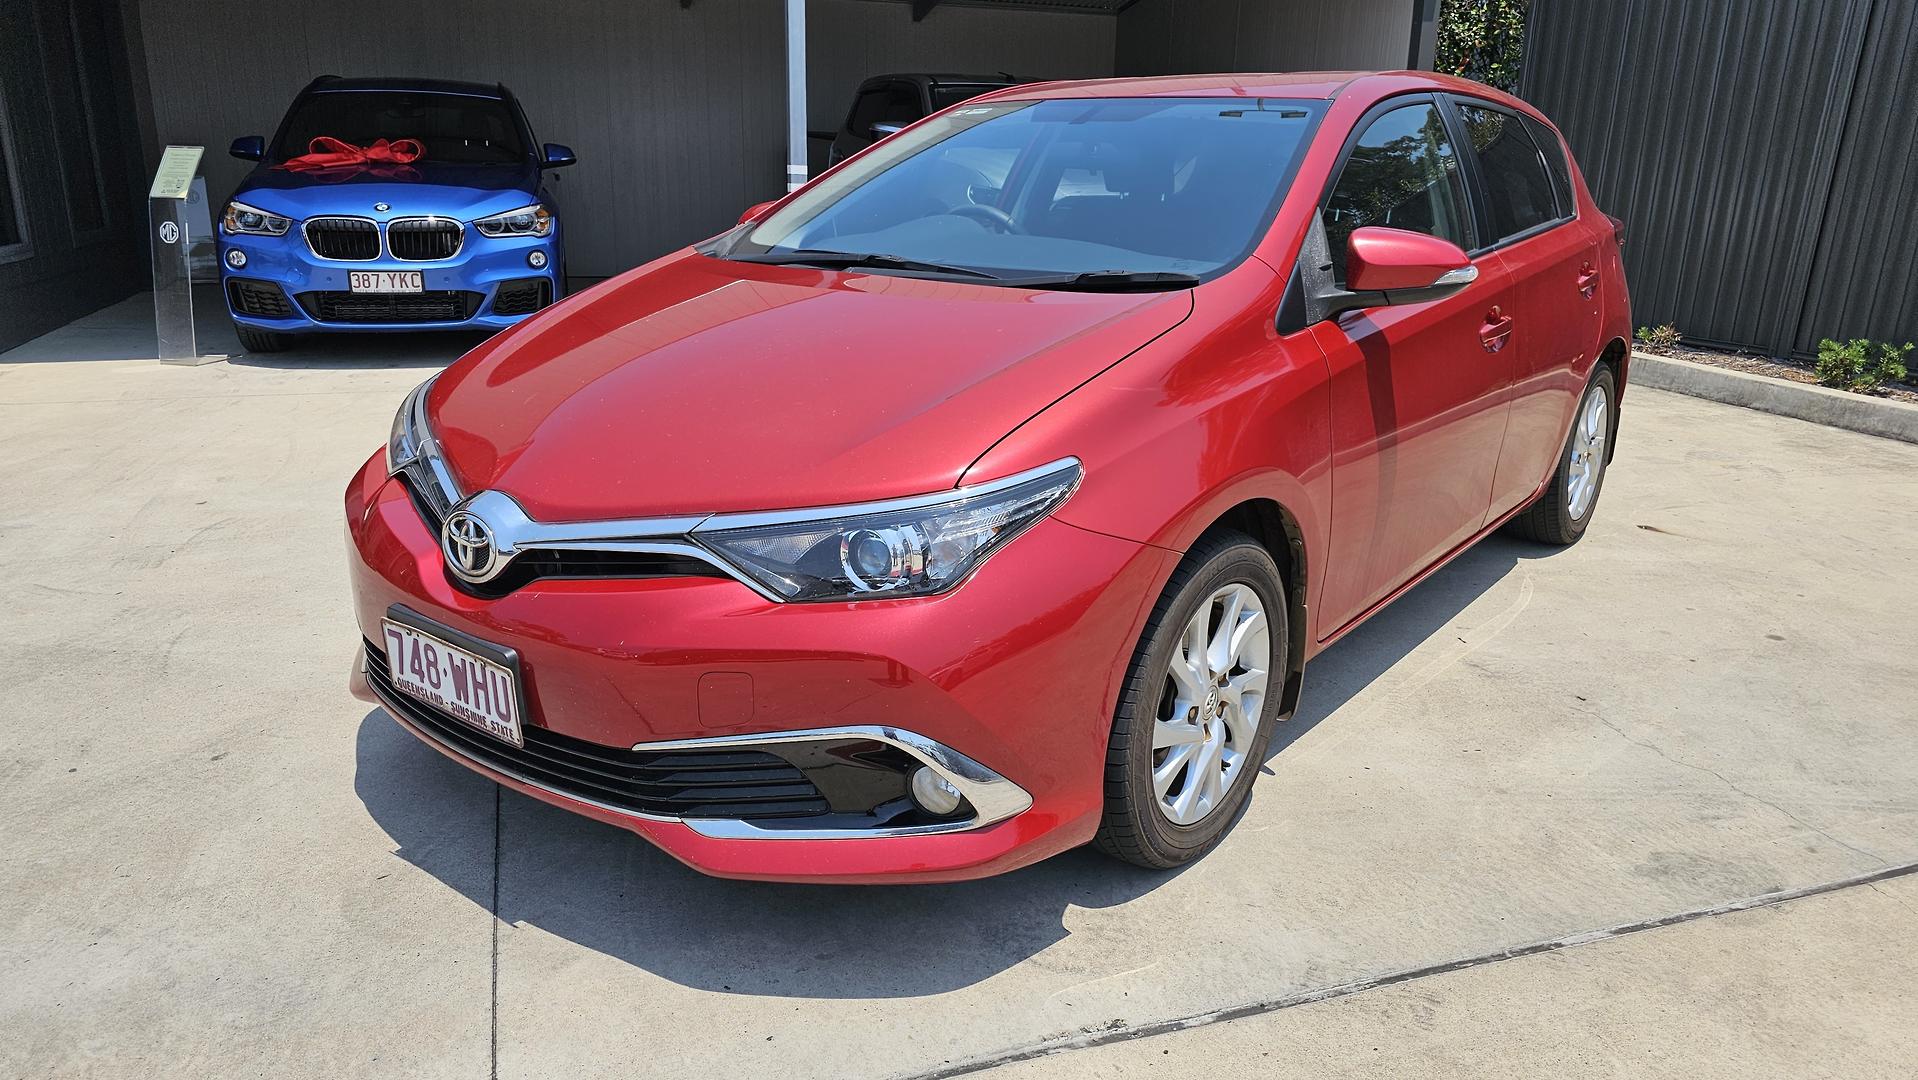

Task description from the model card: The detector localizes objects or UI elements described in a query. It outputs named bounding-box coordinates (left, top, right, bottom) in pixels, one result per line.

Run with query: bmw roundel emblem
left=373, top=202, right=390, bottom=212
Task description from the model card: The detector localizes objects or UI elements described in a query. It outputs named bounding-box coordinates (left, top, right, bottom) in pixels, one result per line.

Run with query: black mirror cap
left=1318, top=279, right=1474, bottom=321
left=541, top=143, right=578, bottom=168
left=229, top=135, right=265, bottom=161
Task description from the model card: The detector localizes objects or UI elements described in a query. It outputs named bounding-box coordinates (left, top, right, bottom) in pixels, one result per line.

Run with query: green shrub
left=1634, top=324, right=1681, bottom=350
left=1437, top=0, right=1529, bottom=93
left=1814, top=338, right=1912, bottom=395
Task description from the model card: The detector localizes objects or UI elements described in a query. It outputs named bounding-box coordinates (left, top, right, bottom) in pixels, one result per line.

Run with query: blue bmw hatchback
left=219, top=76, right=573, bottom=353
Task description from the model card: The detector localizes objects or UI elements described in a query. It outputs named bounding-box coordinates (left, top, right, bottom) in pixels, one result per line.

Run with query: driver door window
left=1322, top=103, right=1471, bottom=283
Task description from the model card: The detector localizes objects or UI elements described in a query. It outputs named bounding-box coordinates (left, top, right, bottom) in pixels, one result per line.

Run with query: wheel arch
left=1596, top=336, right=1628, bottom=463
left=1195, top=498, right=1309, bottom=721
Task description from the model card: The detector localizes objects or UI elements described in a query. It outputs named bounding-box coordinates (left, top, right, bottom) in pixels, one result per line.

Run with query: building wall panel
left=1116, top=0, right=1414, bottom=76
left=135, top=0, right=1115, bottom=280
left=1524, top=0, right=1911, bottom=357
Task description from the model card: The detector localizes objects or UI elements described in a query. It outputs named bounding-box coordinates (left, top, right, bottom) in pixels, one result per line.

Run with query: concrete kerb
left=1630, top=350, right=1918, bottom=445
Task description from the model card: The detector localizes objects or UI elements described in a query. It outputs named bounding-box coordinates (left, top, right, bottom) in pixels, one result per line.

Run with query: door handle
left=1479, top=306, right=1514, bottom=353
left=1576, top=261, right=1599, bottom=300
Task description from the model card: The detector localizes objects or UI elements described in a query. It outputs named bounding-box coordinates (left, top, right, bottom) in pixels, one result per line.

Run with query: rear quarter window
left=1456, top=103, right=1559, bottom=244
left=1521, top=114, right=1577, bottom=218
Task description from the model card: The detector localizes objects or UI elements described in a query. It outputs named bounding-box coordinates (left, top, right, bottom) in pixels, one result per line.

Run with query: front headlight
left=473, top=203, right=552, bottom=238
left=387, top=377, right=434, bottom=475
left=222, top=200, right=292, bottom=236
left=695, top=460, right=1081, bottom=601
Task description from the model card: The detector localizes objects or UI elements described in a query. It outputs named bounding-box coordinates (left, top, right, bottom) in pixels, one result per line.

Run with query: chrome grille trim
left=387, top=216, right=465, bottom=261
left=302, top=216, right=381, bottom=261
left=400, top=459, right=1081, bottom=603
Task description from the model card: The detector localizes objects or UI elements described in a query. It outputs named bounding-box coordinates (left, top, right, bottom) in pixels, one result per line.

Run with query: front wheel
left=1506, top=366, right=1615, bottom=545
left=1095, top=532, right=1287, bottom=869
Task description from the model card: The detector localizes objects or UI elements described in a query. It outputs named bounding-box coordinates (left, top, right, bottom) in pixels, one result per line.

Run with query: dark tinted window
left=1322, top=102, right=1471, bottom=283
left=273, top=92, right=526, bottom=165
left=1522, top=113, right=1575, bottom=216
left=1458, top=104, right=1557, bottom=242
left=930, top=84, right=1001, bottom=111
left=848, top=83, right=920, bottom=138
left=0, top=93, right=25, bottom=248
left=47, top=5, right=110, bottom=234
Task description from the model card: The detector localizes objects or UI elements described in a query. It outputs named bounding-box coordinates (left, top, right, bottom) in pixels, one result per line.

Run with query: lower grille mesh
left=297, top=290, right=483, bottom=324
left=365, top=642, right=830, bottom=819
left=227, top=278, right=292, bottom=317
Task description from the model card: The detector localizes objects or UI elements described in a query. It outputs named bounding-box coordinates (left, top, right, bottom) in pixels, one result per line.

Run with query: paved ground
left=4, top=323, right=1916, bottom=1078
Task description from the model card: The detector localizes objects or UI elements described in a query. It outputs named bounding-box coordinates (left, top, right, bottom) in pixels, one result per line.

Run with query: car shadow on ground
left=353, top=534, right=1557, bottom=998
left=227, top=330, right=490, bottom=370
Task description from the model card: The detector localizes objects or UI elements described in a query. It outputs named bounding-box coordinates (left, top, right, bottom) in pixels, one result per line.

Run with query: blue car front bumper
left=219, top=226, right=561, bottom=334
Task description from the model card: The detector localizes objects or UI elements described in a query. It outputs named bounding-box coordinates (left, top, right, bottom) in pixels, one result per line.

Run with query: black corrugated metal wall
left=1522, top=0, right=1916, bottom=358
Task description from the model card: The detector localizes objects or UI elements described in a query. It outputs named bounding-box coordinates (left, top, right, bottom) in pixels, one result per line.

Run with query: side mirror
left=541, top=143, right=578, bottom=169
left=1323, top=227, right=1477, bottom=317
left=738, top=200, right=776, bottom=226
left=229, top=135, right=265, bottom=161
left=870, top=121, right=908, bottom=141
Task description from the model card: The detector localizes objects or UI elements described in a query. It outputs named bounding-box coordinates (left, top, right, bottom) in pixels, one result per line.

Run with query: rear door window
left=1521, top=113, right=1576, bottom=217
left=1321, top=101, right=1473, bottom=284
left=1456, top=103, right=1559, bottom=244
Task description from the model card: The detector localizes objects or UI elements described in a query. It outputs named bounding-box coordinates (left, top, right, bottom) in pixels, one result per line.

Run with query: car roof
left=973, top=70, right=1531, bottom=111
left=305, top=76, right=508, bottom=99
left=865, top=72, right=1024, bottom=88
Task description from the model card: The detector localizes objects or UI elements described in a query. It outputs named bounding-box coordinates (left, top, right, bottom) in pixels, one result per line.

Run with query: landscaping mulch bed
left=1635, top=342, right=1918, bottom=406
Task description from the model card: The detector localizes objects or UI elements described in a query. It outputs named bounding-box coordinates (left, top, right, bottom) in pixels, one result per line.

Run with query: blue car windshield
left=273, top=91, right=526, bottom=165
left=735, top=97, right=1323, bottom=280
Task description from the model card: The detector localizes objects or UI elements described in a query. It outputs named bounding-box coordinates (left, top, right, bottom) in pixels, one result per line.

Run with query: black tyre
left=1505, top=365, right=1615, bottom=546
left=1095, top=531, right=1287, bottom=869
left=235, top=324, right=289, bottom=354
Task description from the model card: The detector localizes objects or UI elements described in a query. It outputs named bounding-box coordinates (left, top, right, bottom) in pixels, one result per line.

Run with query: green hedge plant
left=1814, top=338, right=1912, bottom=395
left=1437, top=0, right=1529, bottom=93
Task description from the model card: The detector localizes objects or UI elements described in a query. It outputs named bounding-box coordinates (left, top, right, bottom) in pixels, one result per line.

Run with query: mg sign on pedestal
left=148, top=145, right=223, bottom=365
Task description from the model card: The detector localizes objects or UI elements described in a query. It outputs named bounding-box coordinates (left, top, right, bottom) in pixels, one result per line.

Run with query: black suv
left=824, top=73, right=1025, bottom=166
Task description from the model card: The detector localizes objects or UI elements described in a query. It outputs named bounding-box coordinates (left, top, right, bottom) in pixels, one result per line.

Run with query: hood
left=232, top=160, right=539, bottom=220
left=427, top=253, right=1192, bottom=521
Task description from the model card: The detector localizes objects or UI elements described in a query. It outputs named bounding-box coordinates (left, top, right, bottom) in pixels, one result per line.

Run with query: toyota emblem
left=442, top=510, right=498, bottom=581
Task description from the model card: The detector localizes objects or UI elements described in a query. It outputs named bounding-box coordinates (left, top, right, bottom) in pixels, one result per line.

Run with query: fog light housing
left=225, top=249, right=247, bottom=269
left=527, top=249, right=548, bottom=269
left=909, top=767, right=965, bottom=817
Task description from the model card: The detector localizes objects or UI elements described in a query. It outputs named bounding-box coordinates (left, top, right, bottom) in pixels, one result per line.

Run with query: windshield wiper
left=1000, top=270, right=1202, bottom=292
left=729, top=249, right=1002, bottom=280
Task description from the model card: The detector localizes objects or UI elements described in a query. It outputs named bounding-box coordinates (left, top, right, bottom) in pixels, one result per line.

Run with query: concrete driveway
left=4, top=342, right=1915, bottom=1078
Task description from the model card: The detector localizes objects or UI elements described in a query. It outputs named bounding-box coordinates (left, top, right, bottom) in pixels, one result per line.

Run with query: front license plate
left=380, top=618, right=523, bottom=747
left=349, top=270, right=423, bottom=293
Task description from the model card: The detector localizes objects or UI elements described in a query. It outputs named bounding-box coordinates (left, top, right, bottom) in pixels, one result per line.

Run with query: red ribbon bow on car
left=277, top=137, right=425, bottom=180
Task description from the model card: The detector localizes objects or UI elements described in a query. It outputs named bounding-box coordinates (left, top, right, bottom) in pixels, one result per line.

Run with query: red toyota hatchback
left=347, top=72, right=1629, bottom=883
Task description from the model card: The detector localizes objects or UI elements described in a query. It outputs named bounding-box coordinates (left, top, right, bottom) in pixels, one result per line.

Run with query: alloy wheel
left=1566, top=383, right=1609, bottom=520
left=1151, top=582, right=1272, bottom=827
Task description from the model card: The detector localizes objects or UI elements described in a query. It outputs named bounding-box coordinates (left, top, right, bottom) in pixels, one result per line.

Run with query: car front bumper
left=220, top=227, right=561, bottom=334
left=343, top=452, right=1173, bottom=883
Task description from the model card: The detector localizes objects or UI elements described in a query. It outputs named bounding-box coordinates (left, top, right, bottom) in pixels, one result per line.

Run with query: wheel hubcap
left=1151, top=582, right=1272, bottom=827
left=1567, top=385, right=1608, bottom=520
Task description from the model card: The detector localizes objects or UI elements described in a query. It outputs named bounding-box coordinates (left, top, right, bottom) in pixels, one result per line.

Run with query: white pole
left=785, top=0, right=808, bottom=192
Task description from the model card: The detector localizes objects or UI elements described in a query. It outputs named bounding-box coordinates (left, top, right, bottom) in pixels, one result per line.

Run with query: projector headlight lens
left=695, top=460, right=1081, bottom=601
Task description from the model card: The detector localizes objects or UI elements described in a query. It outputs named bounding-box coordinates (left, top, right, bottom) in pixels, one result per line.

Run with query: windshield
left=273, top=91, right=527, bottom=165
left=732, top=97, right=1322, bottom=281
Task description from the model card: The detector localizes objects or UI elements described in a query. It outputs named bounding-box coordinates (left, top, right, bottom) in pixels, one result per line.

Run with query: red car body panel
left=346, top=72, right=1632, bottom=881
left=427, top=257, right=1190, bottom=521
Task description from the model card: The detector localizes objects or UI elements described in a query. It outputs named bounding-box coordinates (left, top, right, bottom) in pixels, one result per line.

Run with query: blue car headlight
left=474, top=204, right=552, bottom=238
left=222, top=200, right=292, bottom=237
